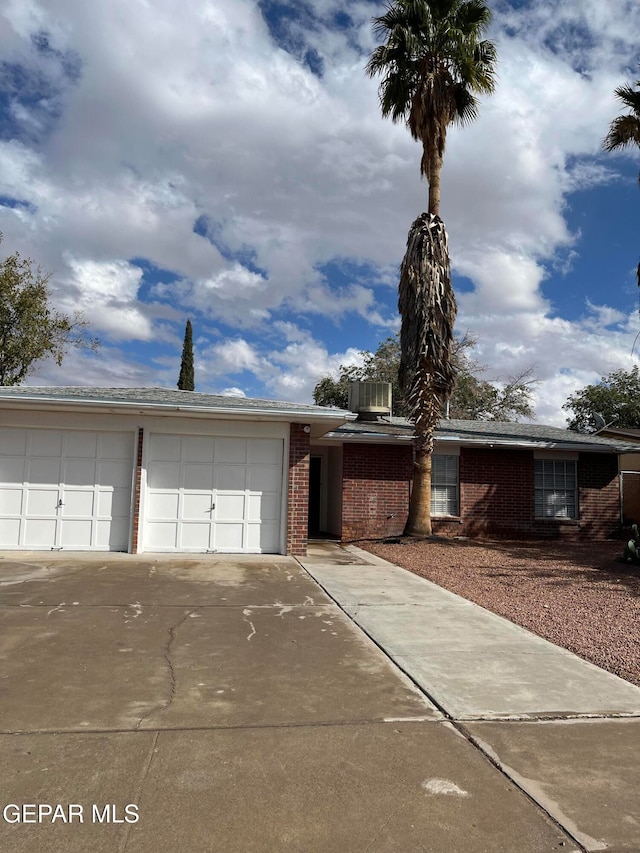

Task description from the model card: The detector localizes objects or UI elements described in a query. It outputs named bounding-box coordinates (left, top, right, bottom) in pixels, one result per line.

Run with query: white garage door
left=144, top=434, right=283, bottom=553
left=0, top=427, right=134, bottom=551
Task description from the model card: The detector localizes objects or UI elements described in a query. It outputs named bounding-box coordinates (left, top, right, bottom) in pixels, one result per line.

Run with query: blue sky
left=0, top=0, right=639, bottom=424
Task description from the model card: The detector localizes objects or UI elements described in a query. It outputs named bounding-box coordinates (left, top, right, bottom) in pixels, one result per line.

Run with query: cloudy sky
left=1, top=0, right=639, bottom=425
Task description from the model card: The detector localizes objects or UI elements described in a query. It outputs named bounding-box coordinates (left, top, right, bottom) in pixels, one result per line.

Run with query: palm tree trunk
left=406, top=432, right=433, bottom=536
left=399, top=201, right=456, bottom=538
left=427, top=148, right=443, bottom=216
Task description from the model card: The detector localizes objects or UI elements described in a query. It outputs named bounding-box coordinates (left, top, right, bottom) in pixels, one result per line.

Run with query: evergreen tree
left=177, top=319, right=195, bottom=391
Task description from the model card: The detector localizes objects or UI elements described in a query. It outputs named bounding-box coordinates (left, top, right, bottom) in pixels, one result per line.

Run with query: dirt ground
left=359, top=537, right=640, bottom=687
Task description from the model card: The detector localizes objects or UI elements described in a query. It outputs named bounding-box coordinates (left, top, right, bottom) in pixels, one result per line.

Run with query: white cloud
left=2, top=0, right=640, bottom=422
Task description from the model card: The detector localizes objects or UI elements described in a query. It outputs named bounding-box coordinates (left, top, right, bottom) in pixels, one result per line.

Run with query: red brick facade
left=341, top=443, right=414, bottom=541
left=287, top=423, right=310, bottom=555
left=131, top=427, right=144, bottom=553
left=339, top=443, right=621, bottom=542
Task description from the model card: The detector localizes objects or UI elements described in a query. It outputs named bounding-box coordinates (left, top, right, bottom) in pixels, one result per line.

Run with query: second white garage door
left=144, top=434, right=283, bottom=553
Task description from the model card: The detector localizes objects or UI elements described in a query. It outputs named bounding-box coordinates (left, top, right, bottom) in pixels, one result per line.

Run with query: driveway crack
left=136, top=608, right=198, bottom=729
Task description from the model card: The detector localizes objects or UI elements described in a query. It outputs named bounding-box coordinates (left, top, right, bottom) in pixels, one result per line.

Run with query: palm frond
left=604, top=114, right=640, bottom=152
left=399, top=213, right=457, bottom=432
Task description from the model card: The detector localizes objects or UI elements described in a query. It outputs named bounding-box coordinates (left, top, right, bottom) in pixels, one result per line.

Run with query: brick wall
left=576, top=453, right=620, bottom=539
left=287, top=423, right=310, bottom=556
left=341, top=443, right=413, bottom=540
left=340, top=442, right=621, bottom=542
left=452, top=447, right=534, bottom=537
left=130, top=426, right=144, bottom=553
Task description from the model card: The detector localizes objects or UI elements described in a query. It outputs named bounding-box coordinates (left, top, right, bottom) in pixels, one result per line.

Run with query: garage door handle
left=57, top=499, right=64, bottom=508
left=210, top=503, right=216, bottom=510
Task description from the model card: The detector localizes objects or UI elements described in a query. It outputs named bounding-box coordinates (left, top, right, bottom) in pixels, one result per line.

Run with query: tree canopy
left=313, top=335, right=536, bottom=422
left=0, top=245, right=98, bottom=386
left=177, top=318, right=195, bottom=391
left=563, top=367, right=640, bottom=433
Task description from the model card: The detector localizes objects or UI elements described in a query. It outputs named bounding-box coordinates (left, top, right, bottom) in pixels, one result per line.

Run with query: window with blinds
left=431, top=454, right=459, bottom=516
left=534, top=459, right=577, bottom=519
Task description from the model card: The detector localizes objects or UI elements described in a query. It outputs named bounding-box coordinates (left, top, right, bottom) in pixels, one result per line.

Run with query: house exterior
left=310, top=418, right=637, bottom=543
left=0, top=387, right=350, bottom=557
left=0, top=386, right=635, bottom=557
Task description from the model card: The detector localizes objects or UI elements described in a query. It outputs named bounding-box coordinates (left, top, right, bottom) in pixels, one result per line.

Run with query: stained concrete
left=1, top=546, right=636, bottom=851
left=127, top=723, right=572, bottom=853
left=0, top=559, right=437, bottom=732
left=0, top=731, right=155, bottom=853
left=465, top=718, right=640, bottom=852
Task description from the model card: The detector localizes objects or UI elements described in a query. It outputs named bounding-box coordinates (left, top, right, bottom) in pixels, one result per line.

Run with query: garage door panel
left=0, top=518, right=20, bottom=546
left=24, top=518, right=57, bottom=546
left=150, top=434, right=181, bottom=462
left=98, top=487, right=131, bottom=517
left=249, top=439, right=281, bottom=463
left=30, top=430, right=63, bottom=456
left=182, top=493, right=213, bottom=519
left=248, top=493, right=279, bottom=521
left=101, top=432, right=132, bottom=459
left=25, top=488, right=59, bottom=516
left=146, top=522, right=178, bottom=549
left=182, top=464, right=214, bottom=491
left=61, top=490, right=96, bottom=517
left=98, top=459, right=133, bottom=489
left=60, top=519, right=93, bottom=547
left=148, top=461, right=180, bottom=490
left=96, top=517, right=129, bottom=549
left=216, top=494, right=245, bottom=520
left=248, top=465, right=281, bottom=492
left=180, top=522, right=211, bottom=550
left=0, top=457, right=25, bottom=483
left=0, top=488, right=23, bottom=515
left=216, top=466, right=246, bottom=491
left=148, top=492, right=180, bottom=519
left=27, top=458, right=61, bottom=485
left=247, top=522, right=279, bottom=552
left=217, top=438, right=247, bottom=464
left=144, top=433, right=283, bottom=554
left=1, top=428, right=27, bottom=455
left=183, top=436, right=214, bottom=463
left=214, top=523, right=244, bottom=550
left=65, top=458, right=97, bottom=485
left=68, top=432, right=98, bottom=457
left=0, top=427, right=133, bottom=551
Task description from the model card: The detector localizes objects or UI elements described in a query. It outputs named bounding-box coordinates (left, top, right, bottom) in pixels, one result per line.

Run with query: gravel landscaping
left=359, top=537, right=640, bottom=687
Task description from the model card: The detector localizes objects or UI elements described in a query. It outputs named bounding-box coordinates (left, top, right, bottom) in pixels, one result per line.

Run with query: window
left=431, top=454, right=459, bottom=516
left=534, top=459, right=577, bottom=519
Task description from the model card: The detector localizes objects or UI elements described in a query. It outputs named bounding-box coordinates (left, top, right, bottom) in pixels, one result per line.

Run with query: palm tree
left=366, top=0, right=497, bottom=536
left=604, top=71, right=640, bottom=289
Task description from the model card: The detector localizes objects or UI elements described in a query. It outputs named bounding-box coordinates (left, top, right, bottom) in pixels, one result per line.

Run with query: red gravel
left=359, top=537, right=640, bottom=687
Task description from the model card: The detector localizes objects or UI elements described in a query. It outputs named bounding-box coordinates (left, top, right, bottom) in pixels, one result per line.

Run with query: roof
left=326, top=416, right=639, bottom=453
left=0, top=386, right=353, bottom=438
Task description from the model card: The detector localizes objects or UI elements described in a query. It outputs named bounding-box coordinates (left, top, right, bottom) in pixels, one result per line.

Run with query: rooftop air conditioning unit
left=348, top=381, right=392, bottom=420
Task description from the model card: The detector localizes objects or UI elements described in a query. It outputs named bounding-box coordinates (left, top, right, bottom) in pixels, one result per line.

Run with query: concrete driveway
left=1, top=550, right=575, bottom=852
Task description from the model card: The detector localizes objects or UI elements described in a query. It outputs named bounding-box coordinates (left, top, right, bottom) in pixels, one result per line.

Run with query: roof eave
left=0, top=395, right=354, bottom=435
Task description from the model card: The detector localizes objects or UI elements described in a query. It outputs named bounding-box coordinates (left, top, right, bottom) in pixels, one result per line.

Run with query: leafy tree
left=0, top=246, right=98, bottom=386
left=177, top=318, right=195, bottom=391
left=563, top=367, right=640, bottom=433
left=366, top=0, right=497, bottom=535
left=604, top=69, right=640, bottom=288
left=313, top=335, right=536, bottom=421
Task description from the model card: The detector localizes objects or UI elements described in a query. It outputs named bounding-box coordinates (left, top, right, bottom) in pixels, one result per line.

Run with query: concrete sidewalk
left=299, top=541, right=640, bottom=852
